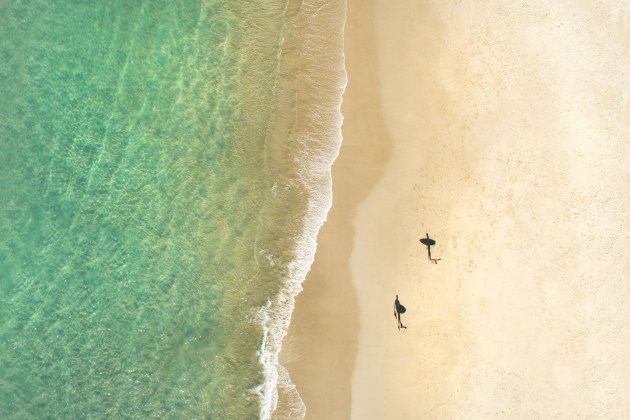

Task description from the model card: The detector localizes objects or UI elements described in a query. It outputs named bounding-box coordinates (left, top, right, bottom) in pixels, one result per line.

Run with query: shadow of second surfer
left=394, top=295, right=407, bottom=330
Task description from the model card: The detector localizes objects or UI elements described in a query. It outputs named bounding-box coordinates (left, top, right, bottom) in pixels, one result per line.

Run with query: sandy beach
left=280, top=1, right=630, bottom=419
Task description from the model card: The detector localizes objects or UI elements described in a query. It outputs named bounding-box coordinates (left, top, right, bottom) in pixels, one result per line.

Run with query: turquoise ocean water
left=0, top=1, right=345, bottom=418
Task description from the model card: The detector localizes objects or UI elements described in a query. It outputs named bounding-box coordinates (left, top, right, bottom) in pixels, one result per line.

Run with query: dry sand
left=280, top=1, right=630, bottom=419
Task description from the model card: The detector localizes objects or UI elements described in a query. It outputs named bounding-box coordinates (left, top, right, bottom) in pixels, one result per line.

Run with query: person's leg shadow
left=420, top=233, right=440, bottom=264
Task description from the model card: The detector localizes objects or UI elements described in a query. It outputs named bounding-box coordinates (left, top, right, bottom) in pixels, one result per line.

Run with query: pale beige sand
left=281, top=1, right=630, bottom=419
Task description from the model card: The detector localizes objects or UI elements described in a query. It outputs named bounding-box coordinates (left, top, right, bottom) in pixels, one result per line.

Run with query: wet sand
left=281, top=1, right=630, bottom=418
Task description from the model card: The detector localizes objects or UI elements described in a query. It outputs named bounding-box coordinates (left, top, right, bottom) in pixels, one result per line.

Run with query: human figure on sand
left=419, top=233, right=441, bottom=264
left=394, top=295, right=407, bottom=331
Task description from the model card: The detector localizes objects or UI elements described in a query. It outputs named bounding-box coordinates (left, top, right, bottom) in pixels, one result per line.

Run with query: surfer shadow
left=394, top=295, right=407, bottom=331
left=419, top=233, right=441, bottom=264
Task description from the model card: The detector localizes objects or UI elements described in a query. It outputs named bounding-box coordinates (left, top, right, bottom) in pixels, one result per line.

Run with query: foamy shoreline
left=281, top=1, right=630, bottom=419
left=259, top=1, right=347, bottom=419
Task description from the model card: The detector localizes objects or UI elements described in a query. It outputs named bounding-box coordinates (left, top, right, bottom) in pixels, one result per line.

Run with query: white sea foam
left=276, top=363, right=307, bottom=419
left=254, top=0, right=348, bottom=418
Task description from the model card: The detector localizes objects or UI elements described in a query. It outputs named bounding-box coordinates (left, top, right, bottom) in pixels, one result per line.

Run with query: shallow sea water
left=0, top=1, right=346, bottom=418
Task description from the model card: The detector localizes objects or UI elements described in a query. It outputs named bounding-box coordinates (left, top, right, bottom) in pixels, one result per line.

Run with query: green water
left=0, top=0, right=347, bottom=417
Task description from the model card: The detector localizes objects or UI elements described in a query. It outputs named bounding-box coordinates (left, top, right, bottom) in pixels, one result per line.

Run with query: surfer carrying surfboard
left=394, top=295, right=407, bottom=330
